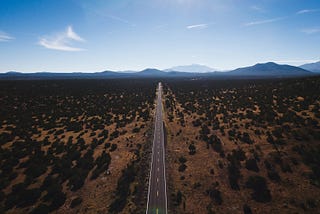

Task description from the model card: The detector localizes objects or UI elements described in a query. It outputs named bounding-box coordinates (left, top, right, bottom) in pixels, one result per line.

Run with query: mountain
left=136, top=68, right=167, bottom=76
left=229, top=62, right=312, bottom=76
left=165, top=64, right=216, bottom=73
left=300, top=61, right=320, bottom=73
left=1, top=62, right=315, bottom=80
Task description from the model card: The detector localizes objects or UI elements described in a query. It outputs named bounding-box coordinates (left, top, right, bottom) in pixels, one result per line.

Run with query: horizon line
left=1, top=60, right=319, bottom=74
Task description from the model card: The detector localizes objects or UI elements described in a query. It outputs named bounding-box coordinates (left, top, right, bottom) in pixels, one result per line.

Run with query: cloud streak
left=301, top=27, right=320, bottom=34
left=186, top=23, right=208, bottom=29
left=93, top=10, right=135, bottom=27
left=39, top=26, right=85, bottom=51
left=297, top=9, right=320, bottom=14
left=0, top=31, right=14, bottom=42
left=244, top=17, right=285, bottom=26
left=250, top=5, right=265, bottom=13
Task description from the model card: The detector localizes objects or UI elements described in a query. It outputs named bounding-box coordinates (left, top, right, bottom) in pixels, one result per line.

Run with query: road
left=146, top=82, right=168, bottom=214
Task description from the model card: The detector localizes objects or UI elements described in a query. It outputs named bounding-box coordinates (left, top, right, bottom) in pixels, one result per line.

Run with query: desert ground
left=163, top=77, right=320, bottom=214
left=1, top=77, right=320, bottom=214
left=0, top=79, right=157, bottom=214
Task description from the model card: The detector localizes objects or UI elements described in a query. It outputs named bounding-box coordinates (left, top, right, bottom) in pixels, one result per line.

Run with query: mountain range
left=165, top=64, right=216, bottom=73
left=300, top=61, right=320, bottom=73
left=229, top=62, right=311, bottom=76
left=1, top=62, right=318, bottom=80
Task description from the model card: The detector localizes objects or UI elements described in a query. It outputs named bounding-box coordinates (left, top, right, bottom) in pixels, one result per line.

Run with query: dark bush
left=175, top=190, right=183, bottom=206
left=245, top=158, right=259, bottom=172
left=178, top=164, right=187, bottom=172
left=178, top=156, right=187, bottom=164
left=243, top=204, right=252, bottom=214
left=110, top=144, right=117, bottom=152
left=245, top=176, right=271, bottom=202
left=188, top=144, right=196, bottom=155
left=70, top=197, right=82, bottom=208
left=228, top=162, right=240, bottom=190
left=30, top=204, right=51, bottom=214
left=267, top=170, right=281, bottom=182
left=90, top=152, right=111, bottom=180
left=49, top=191, right=66, bottom=211
left=109, top=163, right=136, bottom=214
left=16, top=188, right=41, bottom=208
left=207, top=188, right=223, bottom=205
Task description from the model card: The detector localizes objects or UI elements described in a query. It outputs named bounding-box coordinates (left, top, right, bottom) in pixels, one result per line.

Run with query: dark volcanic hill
left=136, top=68, right=167, bottom=76
left=229, top=62, right=312, bottom=76
left=1, top=62, right=316, bottom=80
left=300, top=61, right=320, bottom=73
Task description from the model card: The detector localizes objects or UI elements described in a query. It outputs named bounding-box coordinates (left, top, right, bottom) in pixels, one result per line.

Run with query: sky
left=0, top=0, right=320, bottom=73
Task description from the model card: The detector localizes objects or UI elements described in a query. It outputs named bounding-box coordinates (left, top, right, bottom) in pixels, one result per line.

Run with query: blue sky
left=0, top=0, right=319, bottom=72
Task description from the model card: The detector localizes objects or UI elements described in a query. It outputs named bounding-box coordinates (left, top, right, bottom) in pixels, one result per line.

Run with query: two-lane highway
left=146, top=82, right=168, bottom=214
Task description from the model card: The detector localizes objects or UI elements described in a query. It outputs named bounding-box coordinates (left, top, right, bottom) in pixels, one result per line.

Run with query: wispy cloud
left=250, top=5, right=265, bottom=13
left=93, top=11, right=135, bottom=27
left=297, top=9, right=320, bottom=14
left=186, top=23, right=208, bottom=30
left=244, top=17, right=285, bottom=26
left=106, top=14, right=132, bottom=26
left=39, top=26, right=85, bottom=51
left=0, top=31, right=14, bottom=42
left=301, top=27, right=320, bottom=34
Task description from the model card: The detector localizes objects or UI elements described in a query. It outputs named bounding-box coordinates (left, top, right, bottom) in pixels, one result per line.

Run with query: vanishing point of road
left=146, top=82, right=168, bottom=214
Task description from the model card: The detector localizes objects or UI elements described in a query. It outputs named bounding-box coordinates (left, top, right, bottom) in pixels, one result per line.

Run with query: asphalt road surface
left=146, top=82, right=168, bottom=214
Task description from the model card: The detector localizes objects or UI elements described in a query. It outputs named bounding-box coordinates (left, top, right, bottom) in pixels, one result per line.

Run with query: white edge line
left=160, top=83, right=169, bottom=214
left=146, top=83, right=159, bottom=214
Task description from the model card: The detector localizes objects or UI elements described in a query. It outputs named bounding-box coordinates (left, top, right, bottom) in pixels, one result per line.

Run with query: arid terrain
left=0, top=79, right=157, bottom=214
left=1, top=76, right=320, bottom=214
left=163, top=77, right=320, bottom=214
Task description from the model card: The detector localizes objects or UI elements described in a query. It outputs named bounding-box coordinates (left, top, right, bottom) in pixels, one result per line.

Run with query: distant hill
left=1, top=62, right=316, bottom=80
left=229, top=62, right=312, bottom=76
left=136, top=68, right=167, bottom=76
left=165, top=64, right=216, bottom=73
left=136, top=69, right=207, bottom=78
left=300, top=61, right=320, bottom=73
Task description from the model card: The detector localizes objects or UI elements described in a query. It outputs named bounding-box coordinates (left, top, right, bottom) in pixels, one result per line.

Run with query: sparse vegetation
left=0, top=79, right=156, bottom=213
left=164, top=77, right=320, bottom=213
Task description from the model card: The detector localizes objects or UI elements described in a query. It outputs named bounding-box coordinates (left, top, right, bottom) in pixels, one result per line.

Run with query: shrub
left=207, top=188, right=223, bottom=205
left=178, top=164, right=187, bottom=172
left=245, top=176, right=271, bottom=202
left=132, top=127, right=140, bottom=133
left=188, top=144, right=196, bottom=155
left=30, top=204, right=51, bottom=214
left=110, top=144, right=117, bottom=152
left=16, top=188, right=41, bottom=208
left=90, top=152, right=111, bottom=180
left=70, top=197, right=82, bottom=208
left=109, top=163, right=136, bottom=213
left=245, top=159, right=259, bottom=172
left=243, top=204, right=252, bottom=214
left=175, top=190, right=182, bottom=206
left=268, top=170, right=281, bottom=182
left=241, top=132, right=254, bottom=144
left=178, top=156, right=187, bottom=164
left=49, top=191, right=66, bottom=211
left=228, top=163, right=240, bottom=190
